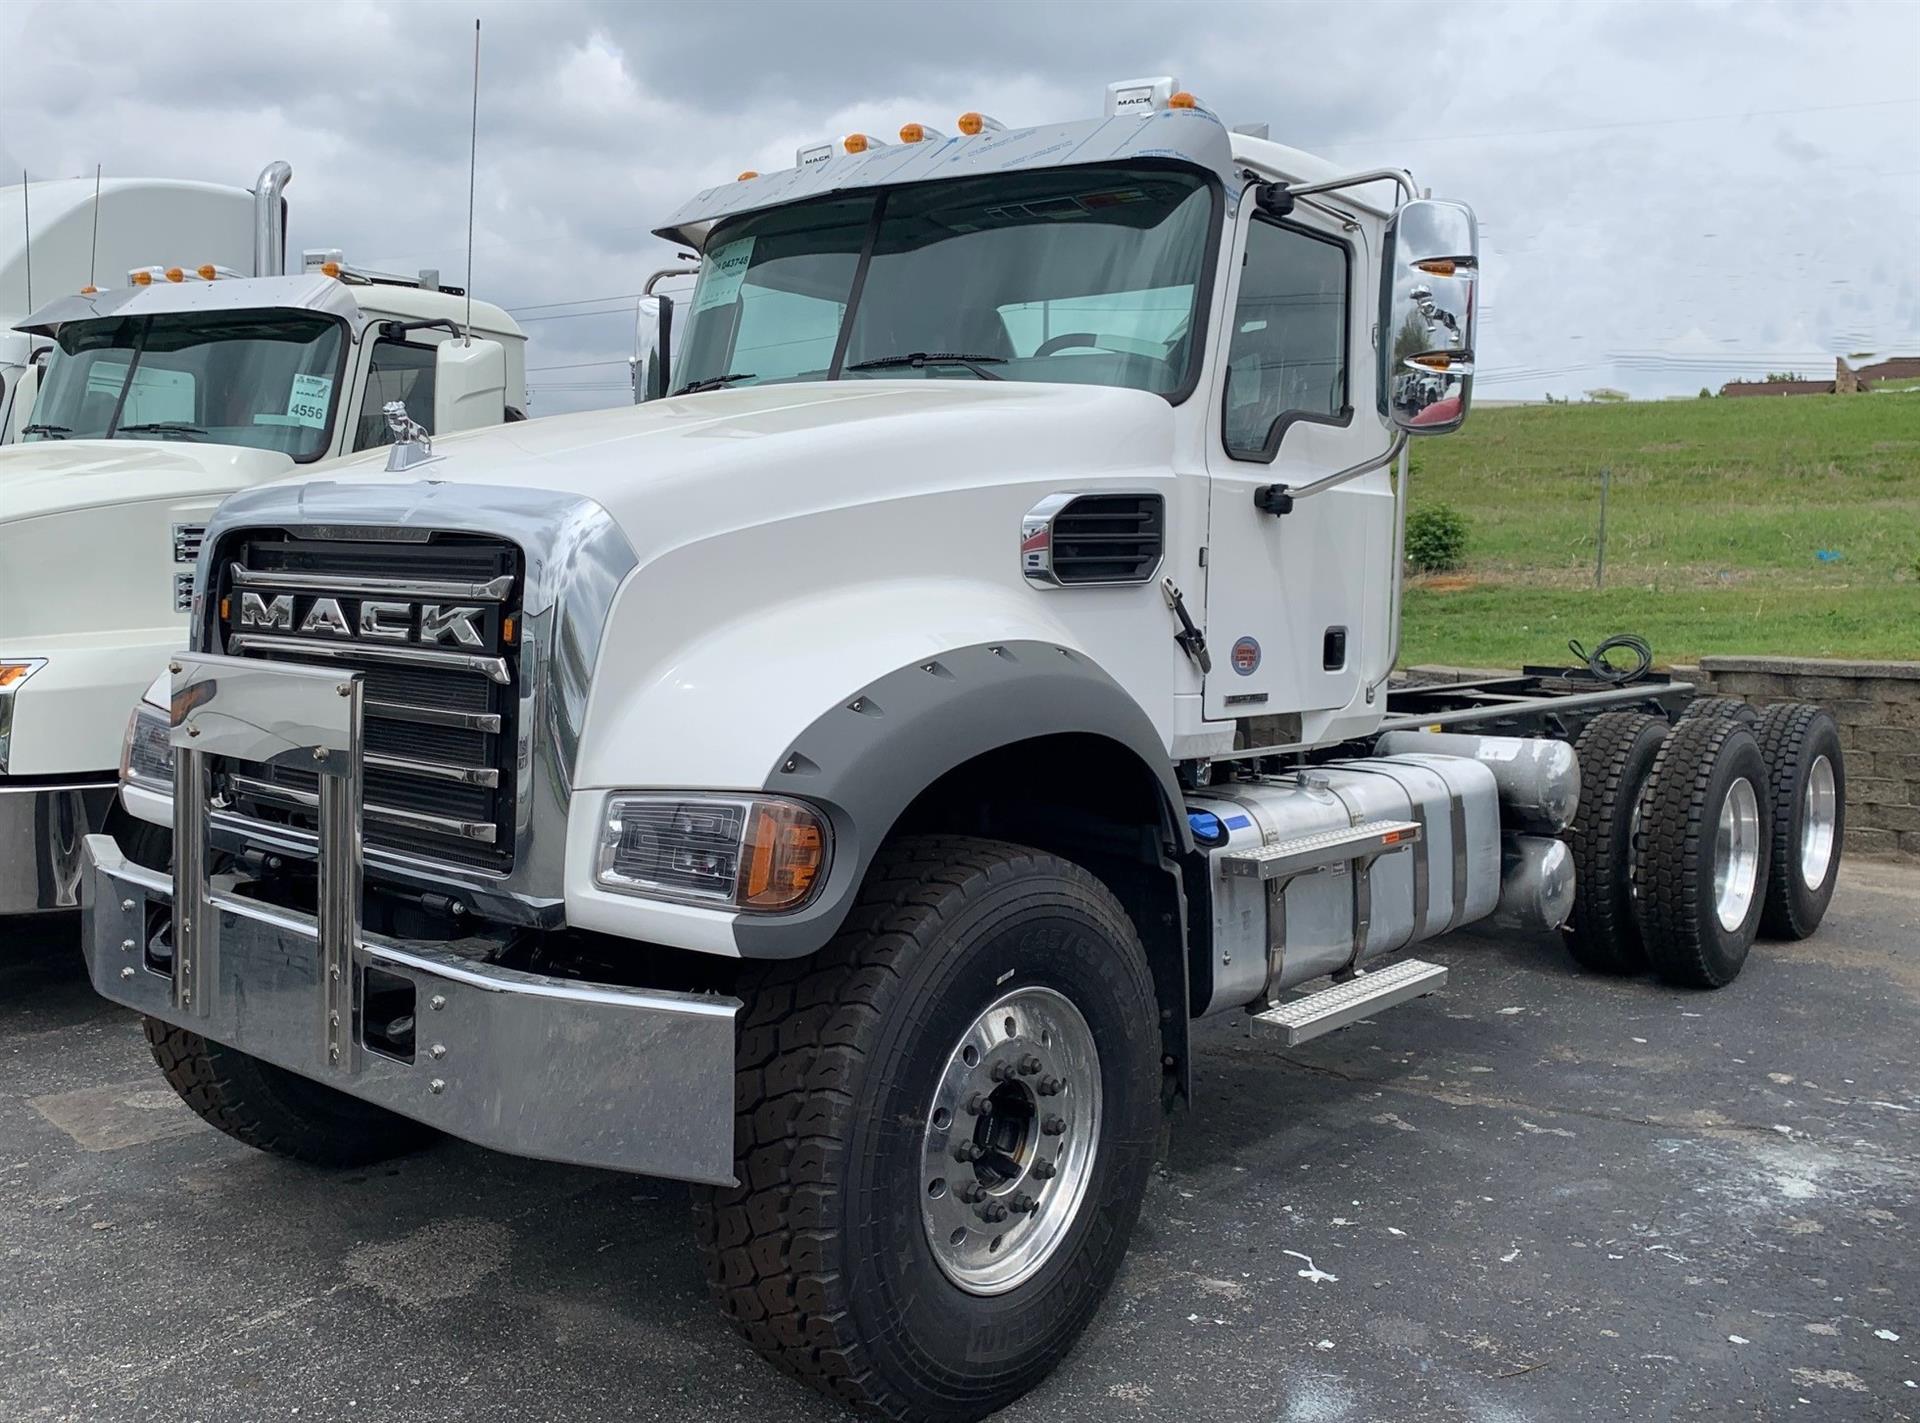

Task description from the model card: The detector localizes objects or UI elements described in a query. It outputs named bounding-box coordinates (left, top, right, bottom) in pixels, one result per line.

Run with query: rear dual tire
left=1635, top=715, right=1772, bottom=988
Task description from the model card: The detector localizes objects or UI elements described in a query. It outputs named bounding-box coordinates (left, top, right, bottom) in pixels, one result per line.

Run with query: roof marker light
left=842, top=132, right=887, bottom=155
left=320, top=260, right=343, bottom=279
left=899, top=122, right=945, bottom=144
left=79, top=284, right=98, bottom=295
left=957, top=112, right=1005, bottom=137
left=737, top=170, right=759, bottom=181
left=1168, top=91, right=1198, bottom=110
left=164, top=267, right=185, bottom=283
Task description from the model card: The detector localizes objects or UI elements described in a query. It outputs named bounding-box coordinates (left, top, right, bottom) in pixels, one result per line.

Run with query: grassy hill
left=1399, top=394, right=1920, bottom=668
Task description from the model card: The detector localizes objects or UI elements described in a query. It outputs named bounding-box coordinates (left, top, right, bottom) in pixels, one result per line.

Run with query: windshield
left=23, top=311, right=347, bottom=462
left=673, top=164, right=1215, bottom=400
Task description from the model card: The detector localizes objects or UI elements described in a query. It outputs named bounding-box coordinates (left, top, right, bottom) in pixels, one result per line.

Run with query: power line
left=508, top=292, right=646, bottom=314
left=527, top=358, right=631, bottom=373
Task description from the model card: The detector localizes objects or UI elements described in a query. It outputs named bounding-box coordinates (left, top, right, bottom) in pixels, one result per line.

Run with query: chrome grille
left=211, top=533, right=521, bottom=870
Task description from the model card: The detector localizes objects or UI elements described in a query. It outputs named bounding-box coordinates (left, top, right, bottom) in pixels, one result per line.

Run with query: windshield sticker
left=285, top=373, right=334, bottom=429
left=693, top=237, right=755, bottom=314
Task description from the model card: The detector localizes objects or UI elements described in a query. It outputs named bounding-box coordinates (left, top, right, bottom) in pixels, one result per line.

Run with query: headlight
left=120, top=689, right=175, bottom=793
left=0, top=658, right=47, bottom=774
left=595, top=793, right=830, bottom=912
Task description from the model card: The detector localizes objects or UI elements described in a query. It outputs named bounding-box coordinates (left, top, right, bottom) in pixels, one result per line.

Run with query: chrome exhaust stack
left=253, top=161, right=293, bottom=276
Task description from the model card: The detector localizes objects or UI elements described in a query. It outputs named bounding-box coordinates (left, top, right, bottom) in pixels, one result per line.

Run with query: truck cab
left=0, top=249, right=525, bottom=918
left=81, top=78, right=1842, bottom=1423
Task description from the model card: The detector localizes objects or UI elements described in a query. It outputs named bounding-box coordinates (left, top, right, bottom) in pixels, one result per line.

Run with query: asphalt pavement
left=3, top=861, right=1916, bottom=1422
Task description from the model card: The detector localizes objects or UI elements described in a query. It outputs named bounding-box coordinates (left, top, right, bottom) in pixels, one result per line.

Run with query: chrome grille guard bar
left=78, top=650, right=742, bottom=1181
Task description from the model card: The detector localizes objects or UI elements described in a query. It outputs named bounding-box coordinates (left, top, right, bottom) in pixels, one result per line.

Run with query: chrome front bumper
left=80, top=652, right=740, bottom=1184
left=0, top=778, right=115, bottom=915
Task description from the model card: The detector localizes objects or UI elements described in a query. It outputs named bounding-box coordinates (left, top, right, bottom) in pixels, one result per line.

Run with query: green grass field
left=1399, top=394, right=1920, bottom=668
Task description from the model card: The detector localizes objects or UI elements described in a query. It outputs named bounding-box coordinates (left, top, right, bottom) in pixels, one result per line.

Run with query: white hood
left=248, top=379, right=1176, bottom=566
left=0, top=438, right=293, bottom=526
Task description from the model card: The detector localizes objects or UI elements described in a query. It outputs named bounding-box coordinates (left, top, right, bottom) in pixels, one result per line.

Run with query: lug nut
left=1018, top=1054, right=1043, bottom=1076
left=958, top=1181, right=987, bottom=1203
left=1031, top=1159, right=1058, bottom=1180
left=1011, top=1193, right=1039, bottom=1214
left=989, top=1061, right=1017, bottom=1082
left=1042, top=1115, right=1067, bottom=1136
left=1037, top=1076, right=1064, bottom=1096
left=965, top=1092, right=990, bottom=1116
left=975, top=1200, right=1009, bottom=1224
left=952, top=1140, right=986, bottom=1163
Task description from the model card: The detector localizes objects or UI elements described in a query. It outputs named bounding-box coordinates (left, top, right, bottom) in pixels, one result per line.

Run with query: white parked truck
left=1, top=165, right=272, bottom=443
left=84, top=80, right=1845, bottom=1421
left=0, top=162, right=527, bottom=918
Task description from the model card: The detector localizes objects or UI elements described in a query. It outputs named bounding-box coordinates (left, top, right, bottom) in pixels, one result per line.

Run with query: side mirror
left=432, top=337, right=507, bottom=436
left=631, top=294, right=674, bottom=403
left=1379, top=198, right=1477, bottom=435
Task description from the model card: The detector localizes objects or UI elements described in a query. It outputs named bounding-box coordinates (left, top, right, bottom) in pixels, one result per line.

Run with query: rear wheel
left=1637, top=716, right=1771, bottom=988
left=144, top=1020, right=434, bottom=1167
left=1755, top=703, right=1845, bottom=940
left=692, top=835, right=1162, bottom=1422
left=1561, top=711, right=1667, bottom=974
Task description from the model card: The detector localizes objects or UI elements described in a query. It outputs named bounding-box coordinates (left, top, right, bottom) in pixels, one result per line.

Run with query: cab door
left=1200, top=197, right=1393, bottom=727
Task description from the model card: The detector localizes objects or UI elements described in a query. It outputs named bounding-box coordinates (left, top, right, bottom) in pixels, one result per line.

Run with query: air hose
left=1567, top=632, right=1654, bottom=684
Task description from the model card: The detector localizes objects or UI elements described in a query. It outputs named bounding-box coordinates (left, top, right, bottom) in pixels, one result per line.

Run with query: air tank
left=1375, top=730, right=1581, bottom=834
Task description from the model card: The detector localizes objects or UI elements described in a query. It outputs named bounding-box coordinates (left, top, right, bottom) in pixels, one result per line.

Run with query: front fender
left=564, top=580, right=1185, bottom=958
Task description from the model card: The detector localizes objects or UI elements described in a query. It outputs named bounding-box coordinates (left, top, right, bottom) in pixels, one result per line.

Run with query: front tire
left=693, top=835, right=1162, bottom=1422
left=144, top=1020, right=435, bottom=1167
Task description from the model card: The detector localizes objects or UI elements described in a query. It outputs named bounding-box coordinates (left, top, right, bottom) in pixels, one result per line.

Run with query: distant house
left=1721, top=377, right=1836, bottom=398
left=1584, top=387, right=1629, bottom=402
left=1853, top=356, right=1920, bottom=385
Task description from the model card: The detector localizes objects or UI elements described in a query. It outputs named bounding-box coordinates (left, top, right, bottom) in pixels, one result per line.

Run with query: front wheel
left=693, top=835, right=1163, bottom=1422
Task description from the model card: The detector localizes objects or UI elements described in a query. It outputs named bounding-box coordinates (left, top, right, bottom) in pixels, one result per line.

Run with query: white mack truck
left=84, top=79, right=1845, bottom=1421
left=0, top=161, right=526, bottom=919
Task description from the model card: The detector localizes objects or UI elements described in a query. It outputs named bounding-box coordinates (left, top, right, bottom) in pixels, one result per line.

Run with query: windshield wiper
left=115, top=421, right=207, bottom=438
left=20, top=422, right=70, bottom=438
left=845, top=352, right=1005, bottom=381
left=673, top=372, right=757, bottom=396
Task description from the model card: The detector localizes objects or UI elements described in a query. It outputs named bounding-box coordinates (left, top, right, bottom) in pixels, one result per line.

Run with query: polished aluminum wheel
left=1799, top=754, right=1837, bottom=890
left=1714, top=776, right=1762, bottom=932
left=919, top=986, right=1101, bottom=1295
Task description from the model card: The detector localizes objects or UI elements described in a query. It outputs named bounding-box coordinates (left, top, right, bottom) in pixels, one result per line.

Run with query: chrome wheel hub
left=1714, top=776, right=1762, bottom=932
left=920, top=986, right=1101, bottom=1295
left=1799, top=754, right=1837, bottom=890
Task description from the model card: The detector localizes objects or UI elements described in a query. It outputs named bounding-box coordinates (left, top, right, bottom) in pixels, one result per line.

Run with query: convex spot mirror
left=433, top=337, right=507, bottom=435
left=1379, top=198, right=1477, bottom=435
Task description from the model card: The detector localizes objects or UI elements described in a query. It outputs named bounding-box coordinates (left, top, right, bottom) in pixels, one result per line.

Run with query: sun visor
left=15, top=273, right=368, bottom=339
left=655, top=109, right=1238, bottom=250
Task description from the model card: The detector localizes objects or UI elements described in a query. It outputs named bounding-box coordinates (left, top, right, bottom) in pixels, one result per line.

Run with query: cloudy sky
left=3, top=0, right=1917, bottom=410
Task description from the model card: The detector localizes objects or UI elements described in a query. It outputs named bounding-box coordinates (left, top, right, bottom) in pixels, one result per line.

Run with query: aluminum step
left=1219, top=819, right=1422, bottom=880
left=1250, top=958, right=1449, bottom=1045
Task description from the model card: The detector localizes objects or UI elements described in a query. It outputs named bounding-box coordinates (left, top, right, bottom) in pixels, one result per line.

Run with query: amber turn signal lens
left=1411, top=354, right=1453, bottom=371
left=741, top=802, right=827, bottom=910
left=0, top=663, right=38, bottom=690
left=1415, top=258, right=1458, bottom=277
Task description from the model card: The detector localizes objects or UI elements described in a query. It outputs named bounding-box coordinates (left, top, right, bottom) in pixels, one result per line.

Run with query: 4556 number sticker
left=285, top=373, right=335, bottom=429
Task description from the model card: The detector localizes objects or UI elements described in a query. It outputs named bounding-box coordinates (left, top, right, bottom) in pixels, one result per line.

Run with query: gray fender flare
left=734, top=639, right=1192, bottom=959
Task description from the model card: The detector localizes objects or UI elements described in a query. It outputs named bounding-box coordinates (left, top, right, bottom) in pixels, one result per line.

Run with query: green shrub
left=1406, top=504, right=1469, bottom=573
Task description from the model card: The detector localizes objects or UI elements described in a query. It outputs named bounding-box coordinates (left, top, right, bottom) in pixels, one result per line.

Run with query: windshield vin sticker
left=285, top=373, right=335, bottom=429
left=693, top=237, right=755, bottom=313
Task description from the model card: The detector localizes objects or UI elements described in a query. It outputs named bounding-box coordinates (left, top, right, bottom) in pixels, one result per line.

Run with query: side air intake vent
left=1020, top=492, right=1165, bottom=587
